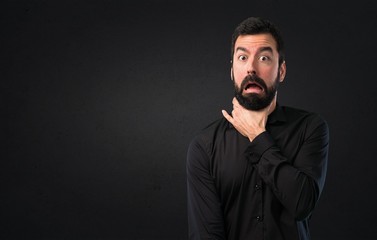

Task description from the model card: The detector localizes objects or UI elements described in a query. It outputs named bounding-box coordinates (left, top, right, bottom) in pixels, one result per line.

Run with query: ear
left=279, top=61, right=286, bottom=82
left=230, top=60, right=234, bottom=81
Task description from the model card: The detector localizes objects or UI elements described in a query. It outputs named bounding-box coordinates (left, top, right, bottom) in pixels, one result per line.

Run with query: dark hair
left=231, top=17, right=285, bottom=65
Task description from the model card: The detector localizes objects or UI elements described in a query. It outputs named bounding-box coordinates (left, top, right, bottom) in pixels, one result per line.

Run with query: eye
left=238, top=55, right=247, bottom=61
left=259, top=55, right=270, bottom=61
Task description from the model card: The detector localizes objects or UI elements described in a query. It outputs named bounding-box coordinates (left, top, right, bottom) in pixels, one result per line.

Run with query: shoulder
left=188, top=117, right=230, bottom=154
left=282, top=106, right=327, bottom=124
left=281, top=105, right=329, bottom=137
left=200, top=117, right=230, bottom=136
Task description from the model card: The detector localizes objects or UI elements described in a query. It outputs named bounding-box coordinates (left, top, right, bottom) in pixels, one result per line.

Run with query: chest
left=210, top=127, right=304, bottom=197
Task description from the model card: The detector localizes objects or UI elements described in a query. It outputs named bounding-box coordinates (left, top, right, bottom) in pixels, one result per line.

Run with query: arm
left=186, top=137, right=226, bottom=240
left=222, top=98, right=329, bottom=220
left=247, top=118, right=329, bottom=220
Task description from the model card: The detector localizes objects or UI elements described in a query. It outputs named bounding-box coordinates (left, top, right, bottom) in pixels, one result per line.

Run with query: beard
left=233, top=72, right=280, bottom=111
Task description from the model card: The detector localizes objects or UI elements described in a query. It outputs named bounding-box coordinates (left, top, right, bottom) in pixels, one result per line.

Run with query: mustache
left=240, top=74, right=267, bottom=91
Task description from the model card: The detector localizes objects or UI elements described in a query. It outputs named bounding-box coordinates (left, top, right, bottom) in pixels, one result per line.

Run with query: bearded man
left=186, top=17, right=329, bottom=240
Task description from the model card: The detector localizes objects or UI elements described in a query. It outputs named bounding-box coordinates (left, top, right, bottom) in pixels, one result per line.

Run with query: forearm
left=257, top=147, right=321, bottom=220
left=187, top=138, right=226, bottom=239
left=246, top=130, right=329, bottom=220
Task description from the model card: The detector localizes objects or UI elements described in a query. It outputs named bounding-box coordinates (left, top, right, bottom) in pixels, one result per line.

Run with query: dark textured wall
left=2, top=1, right=377, bottom=239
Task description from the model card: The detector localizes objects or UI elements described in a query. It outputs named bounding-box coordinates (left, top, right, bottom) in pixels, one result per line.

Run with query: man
left=186, top=17, right=329, bottom=240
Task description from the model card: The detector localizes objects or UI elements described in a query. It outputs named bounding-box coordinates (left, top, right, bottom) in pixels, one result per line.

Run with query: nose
left=246, top=58, right=257, bottom=75
left=247, top=69, right=256, bottom=75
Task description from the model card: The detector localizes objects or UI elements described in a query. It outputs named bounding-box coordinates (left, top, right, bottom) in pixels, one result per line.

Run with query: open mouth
left=244, top=81, right=264, bottom=94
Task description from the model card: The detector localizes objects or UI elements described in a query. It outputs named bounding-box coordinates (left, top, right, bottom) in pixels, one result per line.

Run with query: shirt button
left=256, top=216, right=263, bottom=222
left=255, top=184, right=261, bottom=190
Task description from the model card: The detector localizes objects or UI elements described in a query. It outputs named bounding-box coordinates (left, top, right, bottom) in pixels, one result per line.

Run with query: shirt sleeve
left=245, top=115, right=329, bottom=220
left=186, top=136, right=226, bottom=240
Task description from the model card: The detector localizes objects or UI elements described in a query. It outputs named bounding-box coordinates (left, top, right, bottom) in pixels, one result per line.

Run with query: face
left=232, top=34, right=286, bottom=110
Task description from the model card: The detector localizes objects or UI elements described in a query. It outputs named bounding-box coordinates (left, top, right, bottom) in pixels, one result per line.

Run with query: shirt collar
left=227, top=102, right=287, bottom=130
left=267, top=103, right=287, bottom=124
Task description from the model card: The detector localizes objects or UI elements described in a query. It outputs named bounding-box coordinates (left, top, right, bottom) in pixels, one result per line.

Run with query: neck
left=267, top=95, right=278, bottom=115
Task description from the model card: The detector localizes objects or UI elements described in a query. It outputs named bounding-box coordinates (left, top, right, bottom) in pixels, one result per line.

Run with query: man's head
left=231, top=17, right=286, bottom=111
left=231, top=17, right=285, bottom=66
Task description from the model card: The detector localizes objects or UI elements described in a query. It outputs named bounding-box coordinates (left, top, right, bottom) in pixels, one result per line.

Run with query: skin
left=222, top=33, right=287, bottom=142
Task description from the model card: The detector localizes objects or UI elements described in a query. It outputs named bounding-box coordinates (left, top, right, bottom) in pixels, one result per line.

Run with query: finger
left=222, top=110, right=234, bottom=124
left=232, top=97, right=241, bottom=109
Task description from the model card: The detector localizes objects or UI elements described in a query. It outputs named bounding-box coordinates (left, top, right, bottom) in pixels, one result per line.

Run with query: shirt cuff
left=244, top=131, right=275, bottom=164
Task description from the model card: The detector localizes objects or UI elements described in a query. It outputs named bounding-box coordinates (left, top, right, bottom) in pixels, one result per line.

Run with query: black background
left=2, top=0, right=377, bottom=239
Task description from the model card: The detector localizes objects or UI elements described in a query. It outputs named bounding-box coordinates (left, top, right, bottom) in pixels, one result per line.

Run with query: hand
left=222, top=97, right=272, bottom=142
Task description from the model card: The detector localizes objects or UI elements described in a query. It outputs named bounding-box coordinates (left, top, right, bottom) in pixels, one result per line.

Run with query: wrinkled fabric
left=187, top=104, right=329, bottom=240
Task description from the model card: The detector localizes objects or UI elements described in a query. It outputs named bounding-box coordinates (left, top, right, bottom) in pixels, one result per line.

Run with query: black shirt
left=186, top=104, right=329, bottom=240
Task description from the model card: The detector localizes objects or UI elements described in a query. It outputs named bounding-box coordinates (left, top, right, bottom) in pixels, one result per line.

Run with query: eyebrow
left=235, top=46, right=274, bottom=55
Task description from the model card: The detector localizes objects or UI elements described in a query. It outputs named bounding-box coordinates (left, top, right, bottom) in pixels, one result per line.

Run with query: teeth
left=245, top=83, right=262, bottom=91
left=247, top=84, right=256, bottom=89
